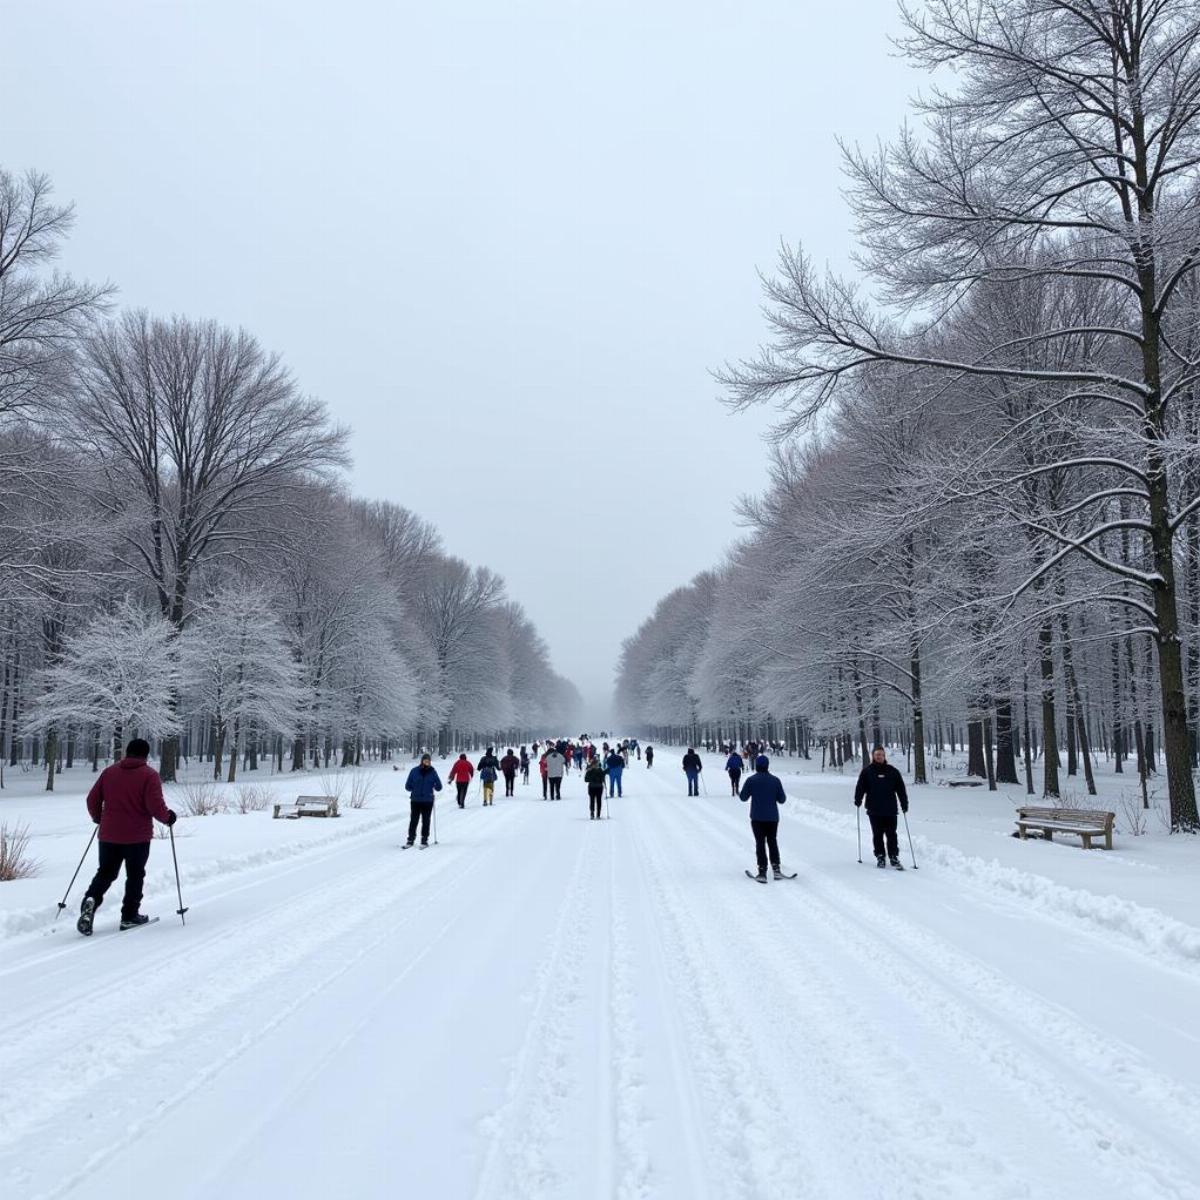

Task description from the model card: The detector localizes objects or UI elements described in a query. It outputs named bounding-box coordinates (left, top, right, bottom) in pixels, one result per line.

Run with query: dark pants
left=541, top=775, right=548, bottom=798
left=589, top=787, right=604, bottom=818
left=549, top=776, right=562, bottom=799
left=85, top=841, right=151, bottom=921
left=869, top=812, right=899, bottom=860
left=728, top=769, right=741, bottom=795
left=751, top=819, right=780, bottom=871
left=408, top=801, right=433, bottom=843
left=686, top=770, right=699, bottom=796
left=503, top=772, right=515, bottom=796
left=455, top=782, right=469, bottom=807
left=521, top=765, right=529, bottom=783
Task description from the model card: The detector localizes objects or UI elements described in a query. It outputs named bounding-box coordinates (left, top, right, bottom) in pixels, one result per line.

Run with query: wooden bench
left=1015, top=806, right=1114, bottom=850
left=273, top=795, right=339, bottom=820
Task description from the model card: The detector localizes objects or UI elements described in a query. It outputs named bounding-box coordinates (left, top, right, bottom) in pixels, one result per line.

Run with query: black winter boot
left=77, top=896, right=96, bottom=936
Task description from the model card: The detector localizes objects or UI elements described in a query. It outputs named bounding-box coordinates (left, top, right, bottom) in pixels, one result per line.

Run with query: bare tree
left=0, top=169, right=112, bottom=419
left=68, top=311, right=349, bottom=777
left=721, top=0, right=1200, bottom=828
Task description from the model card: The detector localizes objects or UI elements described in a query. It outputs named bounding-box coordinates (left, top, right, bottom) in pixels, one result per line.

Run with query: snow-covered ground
left=2, top=750, right=1200, bottom=1199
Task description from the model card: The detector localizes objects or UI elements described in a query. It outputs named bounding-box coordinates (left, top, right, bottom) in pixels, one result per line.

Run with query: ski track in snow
left=3, top=761, right=1200, bottom=1199
left=473, top=836, right=595, bottom=1199
left=788, top=797, right=1200, bottom=978
left=691, top=796, right=1200, bottom=1200
left=0, top=806, right=522, bottom=1199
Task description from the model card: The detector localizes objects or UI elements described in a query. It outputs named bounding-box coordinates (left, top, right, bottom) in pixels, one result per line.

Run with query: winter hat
left=755, top=755, right=770, bottom=771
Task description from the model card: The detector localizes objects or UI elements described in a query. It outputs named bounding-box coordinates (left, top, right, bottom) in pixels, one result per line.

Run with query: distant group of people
left=71, top=734, right=913, bottom=934
left=406, top=738, right=912, bottom=871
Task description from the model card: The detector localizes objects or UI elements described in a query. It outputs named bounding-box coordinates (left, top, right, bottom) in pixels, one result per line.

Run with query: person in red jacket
left=447, top=753, right=474, bottom=807
left=77, top=738, right=176, bottom=935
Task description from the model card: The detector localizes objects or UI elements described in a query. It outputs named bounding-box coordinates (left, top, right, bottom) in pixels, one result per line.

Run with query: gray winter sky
left=3, top=0, right=914, bottom=728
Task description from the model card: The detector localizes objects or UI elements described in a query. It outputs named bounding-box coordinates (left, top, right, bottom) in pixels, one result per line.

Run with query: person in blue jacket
left=725, top=750, right=744, bottom=796
left=605, top=747, right=626, bottom=797
left=739, top=755, right=787, bottom=880
left=404, top=753, right=442, bottom=847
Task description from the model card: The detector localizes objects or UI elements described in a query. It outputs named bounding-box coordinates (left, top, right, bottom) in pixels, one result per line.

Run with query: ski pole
left=169, top=823, right=189, bottom=924
left=900, top=806, right=918, bottom=869
left=701, top=770, right=708, bottom=796
left=856, top=805, right=862, bottom=863
left=55, top=826, right=98, bottom=920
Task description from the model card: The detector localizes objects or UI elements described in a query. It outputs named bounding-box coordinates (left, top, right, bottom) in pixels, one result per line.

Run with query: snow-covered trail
left=4, top=758, right=1200, bottom=1200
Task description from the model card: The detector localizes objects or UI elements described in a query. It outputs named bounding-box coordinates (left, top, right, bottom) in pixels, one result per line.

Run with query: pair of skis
left=745, top=870, right=798, bottom=884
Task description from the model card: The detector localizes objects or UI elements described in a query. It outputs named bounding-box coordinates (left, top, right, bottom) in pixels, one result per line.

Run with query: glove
left=901, top=801, right=909, bottom=814
left=854, top=799, right=862, bottom=808
left=165, top=809, right=178, bottom=826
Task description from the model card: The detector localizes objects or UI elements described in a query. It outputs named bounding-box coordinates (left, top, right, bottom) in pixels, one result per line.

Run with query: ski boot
left=876, top=855, right=887, bottom=869
left=890, top=857, right=905, bottom=871
left=77, top=896, right=96, bottom=936
left=120, top=914, right=151, bottom=930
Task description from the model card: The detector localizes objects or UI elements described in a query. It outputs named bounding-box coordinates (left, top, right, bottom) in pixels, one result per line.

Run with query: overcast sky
left=2, top=0, right=915, bottom=727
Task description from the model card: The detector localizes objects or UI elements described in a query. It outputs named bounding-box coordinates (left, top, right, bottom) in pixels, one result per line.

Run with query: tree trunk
left=966, top=717, right=985, bottom=778
left=1021, top=674, right=1035, bottom=796
left=994, top=696, right=1018, bottom=784
left=45, top=729, right=58, bottom=792
left=1038, top=619, right=1060, bottom=797
left=983, top=715, right=996, bottom=792
left=910, top=642, right=927, bottom=784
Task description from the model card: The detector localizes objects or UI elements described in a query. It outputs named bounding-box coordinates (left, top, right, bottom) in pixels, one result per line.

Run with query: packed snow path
left=4, top=759, right=1200, bottom=1200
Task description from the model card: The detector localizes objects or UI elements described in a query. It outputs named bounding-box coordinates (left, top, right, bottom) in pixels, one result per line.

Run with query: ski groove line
left=636, top=793, right=991, bottom=1200
left=630, top=800, right=824, bottom=1199
left=24, top=870, right=476, bottom=1200
left=472, top=833, right=596, bottom=1200
left=622, top=804, right=715, bottom=1200
left=607, top=827, right=652, bottom=1200
left=787, top=794, right=1200, bottom=978
left=693, top=797, right=1200, bottom=1198
left=0, top=809, right=535, bottom=1174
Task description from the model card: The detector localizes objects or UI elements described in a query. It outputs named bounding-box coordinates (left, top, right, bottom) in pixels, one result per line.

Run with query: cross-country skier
left=545, top=747, right=566, bottom=799
left=645, top=745, right=654, bottom=768
left=605, top=747, right=625, bottom=797
left=76, top=738, right=176, bottom=935
left=584, top=758, right=606, bottom=819
left=500, top=748, right=520, bottom=797
left=477, top=747, right=500, bottom=806
left=682, top=747, right=703, bottom=796
left=404, top=753, right=442, bottom=847
left=539, top=749, right=550, bottom=798
left=739, top=754, right=788, bottom=881
left=725, top=749, right=744, bottom=796
left=519, top=746, right=530, bottom=784
left=448, top=753, right=474, bottom=807
left=854, top=746, right=909, bottom=868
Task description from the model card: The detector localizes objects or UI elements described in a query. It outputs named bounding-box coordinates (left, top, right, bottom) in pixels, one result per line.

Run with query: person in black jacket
left=854, top=747, right=909, bottom=868
left=682, top=748, right=703, bottom=795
